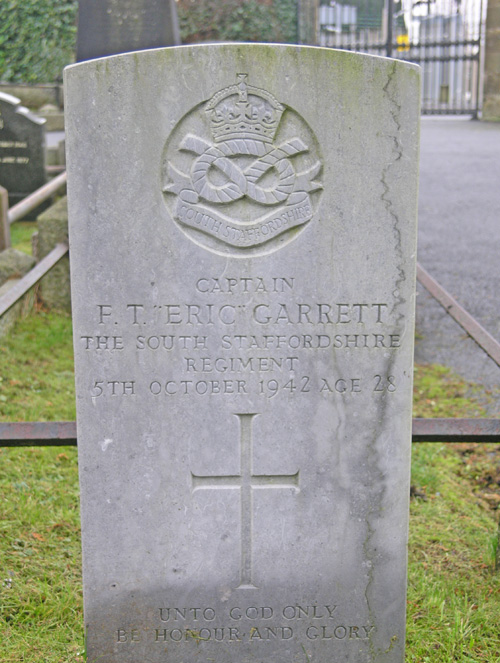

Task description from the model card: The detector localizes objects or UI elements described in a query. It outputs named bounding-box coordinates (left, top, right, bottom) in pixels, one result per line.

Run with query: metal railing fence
left=1, top=174, right=499, bottom=448
left=318, top=0, right=484, bottom=116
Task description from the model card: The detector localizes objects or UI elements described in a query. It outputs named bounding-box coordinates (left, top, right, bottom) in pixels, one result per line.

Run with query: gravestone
left=76, top=0, right=180, bottom=62
left=65, top=44, right=420, bottom=663
left=36, top=196, right=71, bottom=312
left=0, top=92, right=46, bottom=206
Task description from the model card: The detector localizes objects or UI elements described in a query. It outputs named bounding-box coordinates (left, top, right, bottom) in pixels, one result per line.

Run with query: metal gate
left=318, top=0, right=485, bottom=116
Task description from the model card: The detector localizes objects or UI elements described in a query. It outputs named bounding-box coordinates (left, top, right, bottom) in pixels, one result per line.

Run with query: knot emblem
left=162, top=74, right=323, bottom=256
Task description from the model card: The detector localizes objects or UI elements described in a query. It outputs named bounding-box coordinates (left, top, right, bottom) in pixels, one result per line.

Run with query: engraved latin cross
left=191, top=413, right=300, bottom=589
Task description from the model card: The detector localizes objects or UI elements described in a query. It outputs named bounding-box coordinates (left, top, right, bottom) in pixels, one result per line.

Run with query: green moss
left=413, top=364, right=486, bottom=419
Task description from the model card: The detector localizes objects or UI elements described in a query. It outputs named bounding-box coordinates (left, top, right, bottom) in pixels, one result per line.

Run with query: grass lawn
left=9, top=221, right=39, bottom=256
left=1, top=310, right=500, bottom=662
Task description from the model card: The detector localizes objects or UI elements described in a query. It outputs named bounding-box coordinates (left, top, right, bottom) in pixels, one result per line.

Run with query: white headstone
left=65, top=44, right=420, bottom=663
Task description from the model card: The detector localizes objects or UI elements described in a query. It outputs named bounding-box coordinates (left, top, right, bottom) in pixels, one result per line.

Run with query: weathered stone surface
left=36, top=196, right=71, bottom=311
left=0, top=247, right=36, bottom=287
left=0, top=247, right=36, bottom=336
left=37, top=104, right=65, bottom=132
left=0, top=92, right=46, bottom=206
left=0, top=277, right=36, bottom=338
left=65, top=44, right=420, bottom=663
left=76, top=0, right=180, bottom=62
left=37, top=196, right=68, bottom=258
left=46, top=139, right=66, bottom=167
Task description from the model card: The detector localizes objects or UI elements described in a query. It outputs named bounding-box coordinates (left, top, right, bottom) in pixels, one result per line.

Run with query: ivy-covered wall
left=178, top=0, right=297, bottom=44
left=0, top=0, right=297, bottom=84
left=0, top=0, right=78, bottom=83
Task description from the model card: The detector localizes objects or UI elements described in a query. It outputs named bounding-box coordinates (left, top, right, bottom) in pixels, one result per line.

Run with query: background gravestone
left=36, top=196, right=71, bottom=312
left=76, top=0, right=180, bottom=61
left=0, top=92, right=46, bottom=206
left=0, top=247, right=36, bottom=337
left=65, top=44, right=420, bottom=663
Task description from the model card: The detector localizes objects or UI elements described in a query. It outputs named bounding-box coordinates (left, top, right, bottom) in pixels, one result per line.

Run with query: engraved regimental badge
left=162, top=74, right=323, bottom=256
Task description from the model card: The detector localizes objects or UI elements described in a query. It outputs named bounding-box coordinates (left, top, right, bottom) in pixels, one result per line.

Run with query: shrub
left=178, top=0, right=297, bottom=45
left=0, top=0, right=297, bottom=84
left=0, top=0, right=77, bottom=83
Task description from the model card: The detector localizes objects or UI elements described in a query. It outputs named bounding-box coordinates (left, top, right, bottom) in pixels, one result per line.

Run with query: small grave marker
left=65, top=44, right=420, bottom=663
left=0, top=92, right=46, bottom=206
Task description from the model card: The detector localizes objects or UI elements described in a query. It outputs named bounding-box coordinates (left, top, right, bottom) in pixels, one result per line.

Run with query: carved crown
left=205, top=74, right=284, bottom=144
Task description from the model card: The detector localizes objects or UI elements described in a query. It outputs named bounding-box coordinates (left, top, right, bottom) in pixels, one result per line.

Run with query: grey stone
left=46, top=146, right=59, bottom=167
left=76, top=0, right=180, bottom=62
left=0, top=247, right=36, bottom=287
left=0, top=245, right=36, bottom=337
left=37, top=104, right=65, bottom=132
left=0, top=277, right=36, bottom=338
left=46, top=139, right=67, bottom=167
left=36, top=196, right=71, bottom=312
left=0, top=92, right=46, bottom=206
left=65, top=44, right=420, bottom=663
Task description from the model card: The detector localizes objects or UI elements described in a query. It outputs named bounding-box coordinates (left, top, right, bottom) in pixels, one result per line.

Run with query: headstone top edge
left=16, top=106, right=46, bottom=126
left=0, top=91, right=22, bottom=106
left=65, top=25, right=420, bottom=660
left=63, top=42, right=421, bottom=76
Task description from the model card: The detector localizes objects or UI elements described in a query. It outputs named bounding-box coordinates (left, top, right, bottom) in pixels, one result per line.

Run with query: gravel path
left=416, top=118, right=500, bottom=412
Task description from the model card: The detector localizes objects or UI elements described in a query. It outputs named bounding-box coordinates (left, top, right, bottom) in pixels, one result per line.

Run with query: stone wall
left=36, top=196, right=71, bottom=312
left=0, top=195, right=71, bottom=337
left=0, top=83, right=64, bottom=110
